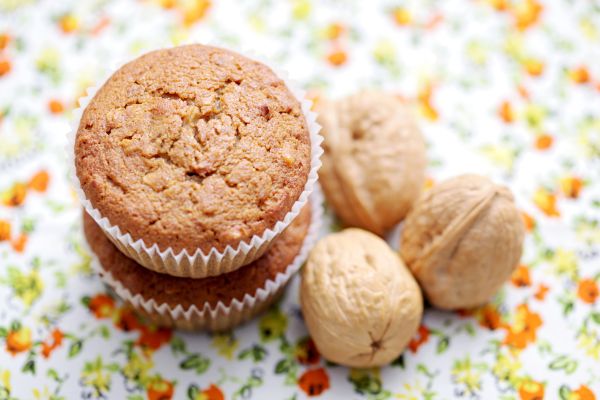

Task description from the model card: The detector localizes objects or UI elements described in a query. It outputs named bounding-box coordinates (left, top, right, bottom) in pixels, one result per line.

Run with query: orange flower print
left=572, top=385, right=596, bottom=400
left=41, top=328, right=64, bottom=358
left=408, top=324, right=430, bottom=352
left=511, top=0, right=543, bottom=31
left=48, top=99, right=64, bottom=114
left=11, top=234, right=27, bottom=253
left=58, top=14, right=78, bottom=34
left=147, top=378, right=174, bottom=400
left=0, top=59, right=10, bottom=77
left=521, top=211, right=535, bottom=232
left=28, top=170, right=50, bottom=192
left=518, top=379, right=544, bottom=400
left=201, top=384, right=224, bottom=400
left=392, top=7, right=412, bottom=26
left=182, top=0, right=212, bottom=27
left=296, top=337, right=320, bottom=365
left=115, top=308, right=142, bottom=331
left=136, top=326, right=172, bottom=350
left=477, top=304, right=503, bottom=330
left=298, top=368, right=330, bottom=397
left=88, top=294, right=116, bottom=319
left=518, top=84, right=530, bottom=100
left=498, top=100, right=515, bottom=123
left=3, top=182, right=27, bottom=207
left=0, top=33, right=9, bottom=51
left=324, top=23, right=345, bottom=40
left=158, top=0, right=177, bottom=9
left=489, top=0, right=509, bottom=12
left=0, top=220, right=11, bottom=241
left=418, top=82, right=439, bottom=121
left=6, top=326, right=32, bottom=355
left=524, top=58, right=544, bottom=77
left=503, top=304, right=542, bottom=349
left=534, top=134, right=553, bottom=150
left=326, top=48, right=348, bottom=67
left=511, top=265, right=531, bottom=287
left=533, top=187, right=559, bottom=217
left=90, top=16, right=110, bottom=36
left=577, top=279, right=599, bottom=304
left=560, top=176, right=583, bottom=199
left=534, top=284, right=549, bottom=301
left=569, top=66, right=590, bottom=84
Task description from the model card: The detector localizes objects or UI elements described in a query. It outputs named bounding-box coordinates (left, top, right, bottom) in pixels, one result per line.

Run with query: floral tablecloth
left=1, top=0, right=599, bottom=398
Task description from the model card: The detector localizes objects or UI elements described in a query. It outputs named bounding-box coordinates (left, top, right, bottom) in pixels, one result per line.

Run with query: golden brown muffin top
left=83, top=205, right=311, bottom=309
left=75, top=45, right=311, bottom=253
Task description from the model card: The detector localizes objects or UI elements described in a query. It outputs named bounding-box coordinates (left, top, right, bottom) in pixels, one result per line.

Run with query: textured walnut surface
left=301, top=228, right=423, bottom=367
left=83, top=205, right=311, bottom=309
left=316, top=91, right=426, bottom=235
left=400, top=174, right=525, bottom=309
left=75, top=45, right=311, bottom=253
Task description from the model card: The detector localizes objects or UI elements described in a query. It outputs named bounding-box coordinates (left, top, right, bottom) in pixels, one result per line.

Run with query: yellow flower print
left=451, top=357, right=486, bottom=394
left=522, top=103, right=546, bottom=129
left=259, top=308, right=287, bottom=342
left=212, top=332, right=239, bottom=360
left=533, top=187, right=560, bottom=217
left=504, top=33, right=526, bottom=61
left=577, top=328, right=600, bottom=360
left=292, top=0, right=311, bottom=20
left=580, top=17, right=598, bottom=41
left=492, top=352, right=523, bottom=387
left=576, top=117, right=600, bottom=159
left=81, top=357, right=112, bottom=397
left=123, top=351, right=154, bottom=386
left=395, top=379, right=427, bottom=400
left=3, top=265, right=44, bottom=307
left=550, top=248, right=579, bottom=280
left=373, top=39, right=396, bottom=66
left=248, top=14, right=266, bottom=33
left=466, top=41, right=488, bottom=65
left=480, top=143, right=517, bottom=171
left=0, top=369, right=10, bottom=391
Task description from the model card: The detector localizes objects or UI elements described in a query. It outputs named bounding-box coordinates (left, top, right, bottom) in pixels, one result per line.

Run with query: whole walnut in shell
left=316, top=91, right=427, bottom=236
left=301, top=228, right=423, bottom=367
left=400, top=174, right=525, bottom=310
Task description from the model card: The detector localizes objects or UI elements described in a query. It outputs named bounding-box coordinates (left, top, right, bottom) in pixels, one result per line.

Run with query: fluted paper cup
left=84, top=187, right=323, bottom=332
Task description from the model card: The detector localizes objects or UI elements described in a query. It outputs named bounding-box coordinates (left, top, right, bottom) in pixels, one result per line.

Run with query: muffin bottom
left=130, top=288, right=285, bottom=332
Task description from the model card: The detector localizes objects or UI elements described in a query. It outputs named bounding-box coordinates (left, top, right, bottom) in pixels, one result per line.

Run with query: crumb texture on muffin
left=83, top=205, right=311, bottom=309
left=76, top=45, right=311, bottom=253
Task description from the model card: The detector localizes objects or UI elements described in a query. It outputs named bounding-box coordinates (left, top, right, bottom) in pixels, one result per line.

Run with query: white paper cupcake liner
left=85, top=186, right=323, bottom=332
left=67, top=43, right=323, bottom=278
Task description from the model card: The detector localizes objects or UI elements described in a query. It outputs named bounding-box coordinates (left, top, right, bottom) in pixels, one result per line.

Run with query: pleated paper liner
left=85, top=187, right=323, bottom=332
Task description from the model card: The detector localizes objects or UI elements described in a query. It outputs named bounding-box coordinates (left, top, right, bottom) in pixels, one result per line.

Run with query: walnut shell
left=301, top=228, right=423, bottom=367
left=400, top=174, right=525, bottom=310
left=316, top=91, right=427, bottom=236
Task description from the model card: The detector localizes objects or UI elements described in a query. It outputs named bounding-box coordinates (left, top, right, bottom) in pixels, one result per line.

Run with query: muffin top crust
left=83, top=205, right=311, bottom=308
left=75, top=45, right=311, bottom=253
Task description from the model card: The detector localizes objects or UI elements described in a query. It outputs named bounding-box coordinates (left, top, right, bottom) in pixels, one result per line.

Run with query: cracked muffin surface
left=75, top=45, right=311, bottom=253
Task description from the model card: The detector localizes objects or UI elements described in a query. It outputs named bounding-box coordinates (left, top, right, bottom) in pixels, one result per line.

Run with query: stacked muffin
left=72, top=45, right=321, bottom=331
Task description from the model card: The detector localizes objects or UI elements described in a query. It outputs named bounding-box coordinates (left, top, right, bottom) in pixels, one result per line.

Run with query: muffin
left=75, top=44, right=316, bottom=277
left=83, top=204, right=313, bottom=331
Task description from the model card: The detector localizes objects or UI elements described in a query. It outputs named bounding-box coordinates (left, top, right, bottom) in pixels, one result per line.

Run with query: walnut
left=301, top=228, right=423, bottom=367
left=400, top=174, right=525, bottom=309
left=316, top=91, right=427, bottom=235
